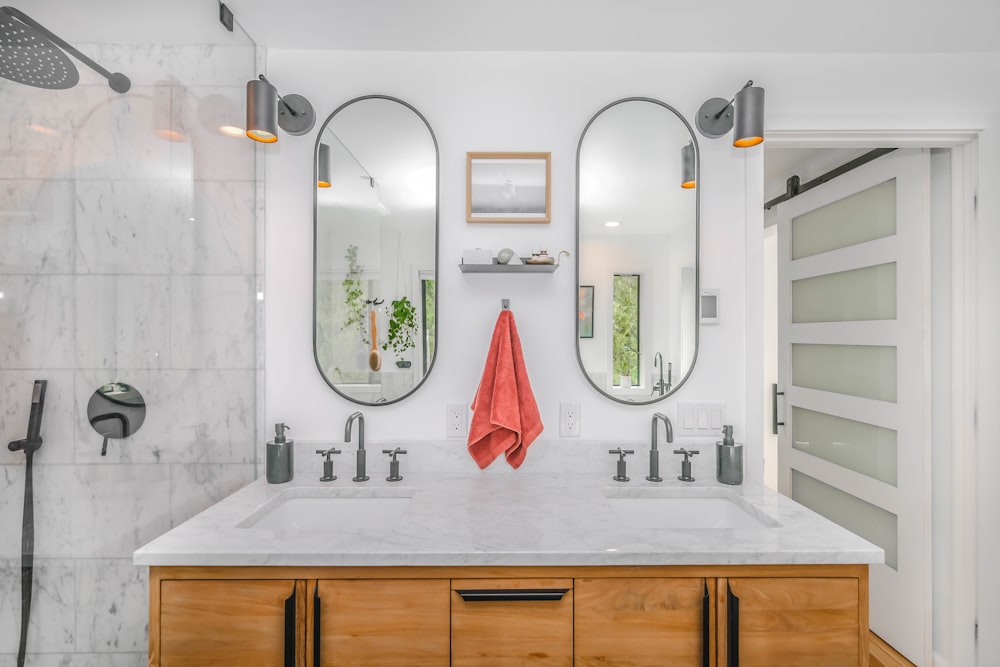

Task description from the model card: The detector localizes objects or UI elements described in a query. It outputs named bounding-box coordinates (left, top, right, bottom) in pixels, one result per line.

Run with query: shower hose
left=8, top=379, right=46, bottom=667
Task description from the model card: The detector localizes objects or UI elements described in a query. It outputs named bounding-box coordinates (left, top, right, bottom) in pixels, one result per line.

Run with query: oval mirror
left=314, top=96, right=438, bottom=405
left=87, top=382, right=146, bottom=455
left=576, top=98, right=699, bottom=404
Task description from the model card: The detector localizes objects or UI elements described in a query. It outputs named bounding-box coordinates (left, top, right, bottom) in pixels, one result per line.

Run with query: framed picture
left=467, top=152, right=551, bottom=223
left=578, top=286, right=594, bottom=338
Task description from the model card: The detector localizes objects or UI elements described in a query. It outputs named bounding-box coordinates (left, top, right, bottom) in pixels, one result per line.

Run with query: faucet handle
left=609, top=448, right=634, bottom=482
left=673, top=448, right=698, bottom=482
left=384, top=448, right=406, bottom=482
left=382, top=448, right=407, bottom=460
left=316, top=447, right=341, bottom=458
left=316, top=447, right=341, bottom=482
left=672, top=448, right=699, bottom=459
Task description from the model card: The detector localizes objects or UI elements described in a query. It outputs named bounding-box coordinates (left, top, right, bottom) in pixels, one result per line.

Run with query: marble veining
left=134, top=473, right=884, bottom=568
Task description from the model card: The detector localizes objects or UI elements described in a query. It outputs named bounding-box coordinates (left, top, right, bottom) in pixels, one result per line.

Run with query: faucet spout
left=345, top=412, right=368, bottom=482
left=647, top=412, right=673, bottom=483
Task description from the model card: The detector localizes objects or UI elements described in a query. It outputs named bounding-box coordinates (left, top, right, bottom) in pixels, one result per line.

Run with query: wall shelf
left=459, top=262, right=558, bottom=274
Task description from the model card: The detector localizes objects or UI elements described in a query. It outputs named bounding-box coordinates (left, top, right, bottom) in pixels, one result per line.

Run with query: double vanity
left=135, top=469, right=882, bottom=666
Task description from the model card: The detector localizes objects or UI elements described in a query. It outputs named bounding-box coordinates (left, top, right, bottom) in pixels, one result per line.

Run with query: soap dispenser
left=266, top=423, right=294, bottom=484
left=716, top=424, right=743, bottom=485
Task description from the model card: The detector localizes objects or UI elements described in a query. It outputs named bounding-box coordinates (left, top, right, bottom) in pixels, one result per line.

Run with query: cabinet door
left=575, top=577, right=712, bottom=667
left=451, top=578, right=573, bottom=667
left=315, top=579, right=449, bottom=666
left=720, top=577, right=862, bottom=667
left=158, top=579, right=300, bottom=667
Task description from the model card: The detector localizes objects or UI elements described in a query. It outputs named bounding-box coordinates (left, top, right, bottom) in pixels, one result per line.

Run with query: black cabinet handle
left=284, top=586, right=296, bottom=667
left=772, top=384, right=785, bottom=434
left=313, top=583, right=321, bottom=666
left=727, top=583, right=740, bottom=667
left=702, top=582, right=710, bottom=667
left=455, top=588, right=569, bottom=602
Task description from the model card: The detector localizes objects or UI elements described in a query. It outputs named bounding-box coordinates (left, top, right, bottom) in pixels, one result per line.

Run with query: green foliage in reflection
left=423, top=279, right=436, bottom=366
left=342, top=244, right=367, bottom=341
left=612, top=274, right=639, bottom=385
left=385, top=296, right=418, bottom=355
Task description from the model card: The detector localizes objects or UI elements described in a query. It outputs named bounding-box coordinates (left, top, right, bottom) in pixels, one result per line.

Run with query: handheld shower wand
left=8, top=379, right=46, bottom=667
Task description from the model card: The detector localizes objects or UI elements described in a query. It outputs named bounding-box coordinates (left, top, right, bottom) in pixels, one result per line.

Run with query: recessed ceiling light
left=604, top=220, right=621, bottom=228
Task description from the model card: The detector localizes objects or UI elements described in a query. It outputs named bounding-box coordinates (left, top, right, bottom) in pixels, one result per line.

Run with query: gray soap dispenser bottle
left=716, top=424, right=743, bottom=485
left=266, top=423, right=294, bottom=484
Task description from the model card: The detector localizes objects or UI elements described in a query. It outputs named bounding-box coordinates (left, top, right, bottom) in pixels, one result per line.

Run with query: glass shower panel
left=792, top=343, right=896, bottom=402
left=791, top=179, right=896, bottom=260
left=792, top=470, right=898, bottom=569
left=792, top=407, right=897, bottom=485
left=792, top=263, right=896, bottom=323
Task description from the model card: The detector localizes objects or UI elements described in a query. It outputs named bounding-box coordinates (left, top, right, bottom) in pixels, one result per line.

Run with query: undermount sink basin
left=237, top=489, right=415, bottom=532
left=603, top=489, right=781, bottom=530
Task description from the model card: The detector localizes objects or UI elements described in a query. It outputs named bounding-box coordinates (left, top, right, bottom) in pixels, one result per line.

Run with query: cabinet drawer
left=451, top=578, right=573, bottom=667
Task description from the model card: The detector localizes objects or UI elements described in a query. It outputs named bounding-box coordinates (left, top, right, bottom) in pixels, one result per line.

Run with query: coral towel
left=468, top=310, right=544, bottom=469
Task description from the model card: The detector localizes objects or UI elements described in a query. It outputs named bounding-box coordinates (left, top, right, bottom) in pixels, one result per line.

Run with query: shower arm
left=1, top=6, right=130, bottom=92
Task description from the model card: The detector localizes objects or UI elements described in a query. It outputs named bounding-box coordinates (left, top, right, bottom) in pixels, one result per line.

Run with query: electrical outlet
left=560, top=402, right=581, bottom=437
left=446, top=404, right=467, bottom=438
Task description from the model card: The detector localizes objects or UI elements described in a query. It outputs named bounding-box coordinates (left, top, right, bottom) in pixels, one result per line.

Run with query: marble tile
left=171, top=181, right=256, bottom=275
left=0, top=180, right=75, bottom=274
left=73, top=180, right=181, bottom=274
left=72, top=87, right=173, bottom=182
left=74, top=370, right=256, bottom=465
left=89, top=44, right=256, bottom=88
left=0, top=371, right=76, bottom=466
left=74, top=559, right=148, bottom=653
left=28, top=464, right=172, bottom=559
left=170, top=275, right=256, bottom=369
left=0, top=559, right=76, bottom=654
left=0, top=653, right=146, bottom=667
left=171, top=85, right=255, bottom=182
left=74, top=276, right=171, bottom=370
left=0, top=276, right=76, bottom=369
left=169, top=463, right=256, bottom=528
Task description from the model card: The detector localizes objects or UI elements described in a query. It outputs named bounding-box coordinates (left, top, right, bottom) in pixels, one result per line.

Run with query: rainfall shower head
left=0, top=6, right=130, bottom=93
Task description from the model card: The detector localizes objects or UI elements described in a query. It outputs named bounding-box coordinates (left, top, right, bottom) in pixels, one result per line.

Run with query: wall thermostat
left=700, top=289, right=719, bottom=324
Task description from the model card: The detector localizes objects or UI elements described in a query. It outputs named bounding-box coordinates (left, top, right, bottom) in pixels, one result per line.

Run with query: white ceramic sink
left=603, top=489, right=781, bottom=530
left=237, top=489, right=414, bottom=532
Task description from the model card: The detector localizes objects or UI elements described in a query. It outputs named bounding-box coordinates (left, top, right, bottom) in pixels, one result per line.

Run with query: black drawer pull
left=284, top=586, right=296, bottom=667
left=456, top=588, right=569, bottom=602
left=727, top=583, right=740, bottom=667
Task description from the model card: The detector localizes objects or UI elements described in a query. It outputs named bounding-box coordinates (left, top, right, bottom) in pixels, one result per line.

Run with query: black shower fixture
left=0, top=6, right=130, bottom=93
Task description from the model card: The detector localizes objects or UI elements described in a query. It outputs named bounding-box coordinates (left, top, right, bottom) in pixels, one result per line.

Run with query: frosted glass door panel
left=792, top=407, right=897, bottom=485
left=791, top=180, right=896, bottom=260
left=792, top=263, right=897, bottom=323
left=792, top=470, right=897, bottom=569
left=792, top=344, right=896, bottom=402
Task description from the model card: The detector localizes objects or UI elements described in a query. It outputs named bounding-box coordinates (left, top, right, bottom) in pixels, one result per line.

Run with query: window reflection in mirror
left=576, top=98, right=699, bottom=403
left=314, top=96, right=438, bottom=405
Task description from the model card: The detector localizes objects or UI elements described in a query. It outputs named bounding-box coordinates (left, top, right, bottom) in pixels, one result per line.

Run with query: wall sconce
left=680, top=141, right=696, bottom=189
left=317, top=143, right=331, bottom=188
left=696, top=80, right=765, bottom=147
left=245, top=74, right=314, bottom=143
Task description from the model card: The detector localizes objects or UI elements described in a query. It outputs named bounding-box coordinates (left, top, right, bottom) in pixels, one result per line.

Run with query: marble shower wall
left=0, top=41, right=261, bottom=665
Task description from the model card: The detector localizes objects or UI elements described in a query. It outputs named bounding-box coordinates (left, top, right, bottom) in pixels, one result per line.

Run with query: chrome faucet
left=648, top=412, right=673, bottom=482
left=652, top=353, right=671, bottom=396
left=345, top=411, right=368, bottom=482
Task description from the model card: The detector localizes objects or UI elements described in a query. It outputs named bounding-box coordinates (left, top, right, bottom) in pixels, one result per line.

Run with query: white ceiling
left=224, top=0, right=1000, bottom=53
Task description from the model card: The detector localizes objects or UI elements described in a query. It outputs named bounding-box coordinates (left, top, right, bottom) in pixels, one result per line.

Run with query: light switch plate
left=676, top=401, right=727, bottom=438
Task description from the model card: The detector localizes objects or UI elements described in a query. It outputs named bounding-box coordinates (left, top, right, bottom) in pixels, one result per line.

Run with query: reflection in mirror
left=87, top=382, right=146, bottom=455
left=576, top=98, right=699, bottom=404
left=314, top=96, right=438, bottom=405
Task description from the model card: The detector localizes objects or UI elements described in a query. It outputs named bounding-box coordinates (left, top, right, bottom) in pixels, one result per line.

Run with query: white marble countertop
left=133, top=471, right=883, bottom=568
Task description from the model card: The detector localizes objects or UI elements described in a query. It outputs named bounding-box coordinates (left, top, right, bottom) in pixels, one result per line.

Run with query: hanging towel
left=468, top=310, right=544, bottom=469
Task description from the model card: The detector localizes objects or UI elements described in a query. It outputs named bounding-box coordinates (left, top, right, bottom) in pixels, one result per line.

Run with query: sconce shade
left=733, top=85, right=765, bottom=147
left=245, top=77, right=278, bottom=143
left=681, top=141, right=696, bottom=189
left=317, top=142, right=331, bottom=188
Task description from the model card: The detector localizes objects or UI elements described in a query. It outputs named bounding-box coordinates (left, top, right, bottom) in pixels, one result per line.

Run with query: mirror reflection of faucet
left=652, top=353, right=672, bottom=396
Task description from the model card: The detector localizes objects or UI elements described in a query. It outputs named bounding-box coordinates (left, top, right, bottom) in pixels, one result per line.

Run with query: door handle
left=727, top=583, right=740, bottom=667
left=771, top=384, right=785, bottom=435
left=284, top=586, right=296, bottom=667
left=313, top=583, right=321, bottom=666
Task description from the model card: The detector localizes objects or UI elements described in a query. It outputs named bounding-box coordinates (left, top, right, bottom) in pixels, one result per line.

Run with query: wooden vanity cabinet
left=148, top=565, right=868, bottom=667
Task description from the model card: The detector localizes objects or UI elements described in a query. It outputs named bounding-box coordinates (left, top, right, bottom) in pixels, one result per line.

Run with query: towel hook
left=501, top=299, right=510, bottom=311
